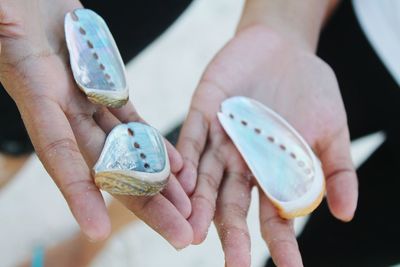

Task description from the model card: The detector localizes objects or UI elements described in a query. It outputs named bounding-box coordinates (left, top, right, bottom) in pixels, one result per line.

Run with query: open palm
left=177, top=25, right=358, bottom=266
left=0, top=0, right=192, bottom=247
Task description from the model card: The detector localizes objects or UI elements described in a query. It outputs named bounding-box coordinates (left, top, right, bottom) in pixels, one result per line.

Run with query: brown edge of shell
left=94, top=171, right=169, bottom=196
left=273, top=179, right=326, bottom=219
left=87, top=92, right=129, bottom=108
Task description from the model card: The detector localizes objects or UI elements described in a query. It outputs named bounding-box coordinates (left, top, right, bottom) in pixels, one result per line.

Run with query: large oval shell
left=218, top=96, right=324, bottom=218
left=65, top=8, right=128, bottom=108
left=93, top=122, right=170, bottom=196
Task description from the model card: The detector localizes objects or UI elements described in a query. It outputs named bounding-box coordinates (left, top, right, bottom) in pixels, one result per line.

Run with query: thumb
left=319, top=127, right=358, bottom=221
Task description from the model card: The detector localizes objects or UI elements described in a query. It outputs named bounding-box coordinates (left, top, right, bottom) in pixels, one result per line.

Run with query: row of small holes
left=73, top=12, right=115, bottom=88
left=127, top=128, right=150, bottom=169
left=229, top=113, right=311, bottom=175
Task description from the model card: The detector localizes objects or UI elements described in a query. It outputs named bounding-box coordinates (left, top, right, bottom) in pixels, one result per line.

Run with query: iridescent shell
left=65, top=9, right=128, bottom=108
left=218, top=96, right=325, bottom=219
left=93, top=122, right=170, bottom=196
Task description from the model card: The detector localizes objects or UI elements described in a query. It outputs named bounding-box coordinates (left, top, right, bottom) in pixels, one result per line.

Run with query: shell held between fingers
left=218, top=96, right=325, bottom=219
left=93, top=122, right=170, bottom=196
left=65, top=8, right=129, bottom=108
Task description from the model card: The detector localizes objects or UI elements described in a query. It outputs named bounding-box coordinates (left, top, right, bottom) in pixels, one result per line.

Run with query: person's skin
left=177, top=0, right=358, bottom=266
left=0, top=0, right=193, bottom=249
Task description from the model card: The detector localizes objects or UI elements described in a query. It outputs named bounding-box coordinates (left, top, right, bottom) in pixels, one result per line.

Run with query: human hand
left=177, top=24, right=357, bottom=266
left=0, top=0, right=192, bottom=247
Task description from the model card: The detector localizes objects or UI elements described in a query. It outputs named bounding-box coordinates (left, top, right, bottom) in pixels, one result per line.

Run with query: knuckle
left=67, top=111, right=93, bottom=126
left=210, top=146, right=226, bottom=167
left=183, top=135, right=203, bottom=156
left=192, top=193, right=216, bottom=215
left=198, top=171, right=220, bottom=192
left=218, top=222, right=250, bottom=245
left=266, top=237, right=298, bottom=251
left=220, top=201, right=248, bottom=219
left=37, top=137, right=81, bottom=163
left=260, top=216, right=294, bottom=241
left=191, top=106, right=209, bottom=134
left=0, top=3, right=24, bottom=39
left=226, top=171, right=252, bottom=189
left=121, top=109, right=140, bottom=123
left=135, top=195, right=163, bottom=215
left=182, top=156, right=198, bottom=170
left=61, top=179, right=98, bottom=200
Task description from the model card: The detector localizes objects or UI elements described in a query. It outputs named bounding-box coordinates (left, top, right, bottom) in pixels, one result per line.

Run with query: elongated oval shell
left=93, top=122, right=170, bottom=196
left=218, top=96, right=325, bottom=218
left=65, top=8, right=128, bottom=108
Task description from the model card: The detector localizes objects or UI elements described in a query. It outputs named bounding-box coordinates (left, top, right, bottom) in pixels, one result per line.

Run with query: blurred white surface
left=0, top=0, right=387, bottom=266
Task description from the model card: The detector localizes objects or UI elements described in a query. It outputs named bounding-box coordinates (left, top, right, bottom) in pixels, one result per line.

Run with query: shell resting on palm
left=93, top=122, right=170, bottom=196
left=65, top=8, right=129, bottom=108
left=218, top=96, right=325, bottom=219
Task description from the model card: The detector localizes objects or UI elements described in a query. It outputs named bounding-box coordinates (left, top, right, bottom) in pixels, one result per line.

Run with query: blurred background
left=0, top=0, right=389, bottom=266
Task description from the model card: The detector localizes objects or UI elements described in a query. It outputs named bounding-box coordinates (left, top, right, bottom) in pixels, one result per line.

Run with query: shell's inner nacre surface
left=94, top=122, right=170, bottom=196
left=65, top=8, right=128, bottom=107
left=218, top=96, right=324, bottom=218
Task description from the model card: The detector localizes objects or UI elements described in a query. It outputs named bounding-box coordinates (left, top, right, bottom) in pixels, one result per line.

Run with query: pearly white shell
left=65, top=8, right=129, bottom=108
left=93, top=122, right=170, bottom=196
left=218, top=96, right=325, bottom=218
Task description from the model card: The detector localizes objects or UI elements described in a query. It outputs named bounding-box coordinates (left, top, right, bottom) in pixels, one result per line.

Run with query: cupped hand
left=0, top=0, right=192, bottom=247
left=177, top=25, right=358, bottom=266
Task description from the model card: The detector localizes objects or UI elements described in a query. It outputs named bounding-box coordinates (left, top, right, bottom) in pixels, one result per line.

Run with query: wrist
left=237, top=0, right=335, bottom=52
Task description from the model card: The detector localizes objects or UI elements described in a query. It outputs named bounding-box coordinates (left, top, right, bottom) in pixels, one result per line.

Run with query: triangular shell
left=65, top=8, right=129, bottom=108
left=93, top=122, right=170, bottom=196
left=218, top=96, right=324, bottom=218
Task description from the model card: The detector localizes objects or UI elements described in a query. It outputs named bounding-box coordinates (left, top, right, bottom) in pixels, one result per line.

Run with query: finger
left=319, top=128, right=358, bottom=221
left=161, top=174, right=191, bottom=219
left=188, top=122, right=226, bottom=243
left=19, top=96, right=110, bottom=241
left=259, top=189, right=303, bottom=267
left=176, top=108, right=209, bottom=195
left=164, top=140, right=182, bottom=173
left=93, top=106, right=120, bottom=134
left=117, top=194, right=193, bottom=249
left=108, top=101, right=143, bottom=123
left=67, top=110, right=107, bottom=166
left=214, top=170, right=252, bottom=267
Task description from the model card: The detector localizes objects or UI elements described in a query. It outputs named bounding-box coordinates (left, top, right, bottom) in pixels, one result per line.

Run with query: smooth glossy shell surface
left=93, top=122, right=170, bottom=196
left=218, top=96, right=324, bottom=218
left=65, top=9, right=128, bottom=107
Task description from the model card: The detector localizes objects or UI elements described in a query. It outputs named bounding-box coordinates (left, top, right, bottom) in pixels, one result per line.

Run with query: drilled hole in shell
left=127, top=128, right=134, bottom=136
left=279, top=144, right=286, bottom=151
left=140, top=153, right=146, bottom=159
left=254, top=128, right=261, bottom=134
left=93, top=53, right=99, bottom=60
left=290, top=153, right=297, bottom=159
left=87, top=40, right=94, bottom=49
left=134, top=142, right=140, bottom=149
left=104, top=74, right=111, bottom=80
left=71, top=11, right=79, bottom=21
left=79, top=27, right=86, bottom=35
left=144, top=163, right=150, bottom=169
left=99, top=64, right=105, bottom=70
left=267, top=136, right=275, bottom=143
left=229, top=113, right=234, bottom=119
left=241, top=120, right=248, bottom=126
